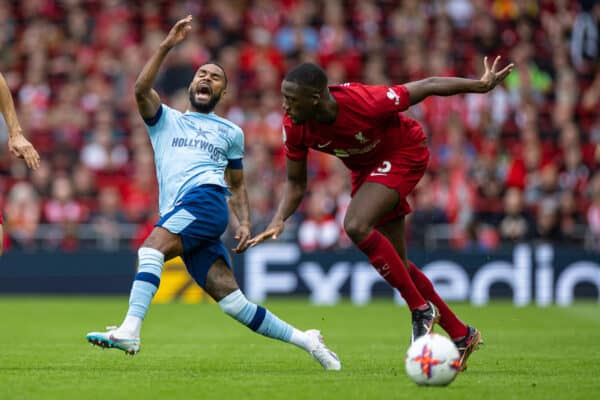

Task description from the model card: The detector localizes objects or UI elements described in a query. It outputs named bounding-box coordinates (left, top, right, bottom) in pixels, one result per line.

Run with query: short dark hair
left=200, top=62, right=228, bottom=87
left=284, top=63, right=328, bottom=90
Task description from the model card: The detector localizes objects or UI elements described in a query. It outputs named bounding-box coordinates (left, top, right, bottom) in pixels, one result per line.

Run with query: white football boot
left=86, top=326, right=140, bottom=356
left=305, top=329, right=342, bottom=371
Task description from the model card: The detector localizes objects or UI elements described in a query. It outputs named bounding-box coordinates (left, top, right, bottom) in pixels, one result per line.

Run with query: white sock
left=119, top=315, right=142, bottom=337
left=289, top=328, right=314, bottom=351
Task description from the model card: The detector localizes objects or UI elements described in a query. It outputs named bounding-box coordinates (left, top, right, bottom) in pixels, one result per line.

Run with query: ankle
left=119, top=315, right=143, bottom=336
left=290, top=329, right=314, bottom=351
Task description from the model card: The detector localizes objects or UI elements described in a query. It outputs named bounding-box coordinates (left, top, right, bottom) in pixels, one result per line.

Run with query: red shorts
left=350, top=140, right=429, bottom=226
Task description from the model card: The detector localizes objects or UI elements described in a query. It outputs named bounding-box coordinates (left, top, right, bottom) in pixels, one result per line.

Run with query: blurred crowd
left=0, top=0, right=599, bottom=252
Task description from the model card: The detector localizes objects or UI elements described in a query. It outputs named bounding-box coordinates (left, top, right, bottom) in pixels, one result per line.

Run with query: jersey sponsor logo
left=354, top=132, right=369, bottom=144
left=171, top=136, right=226, bottom=162
left=317, top=140, right=332, bottom=149
left=387, top=88, right=400, bottom=106
left=332, top=139, right=381, bottom=158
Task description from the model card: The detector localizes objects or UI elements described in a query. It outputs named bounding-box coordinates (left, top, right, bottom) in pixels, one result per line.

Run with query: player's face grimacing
left=188, top=64, right=227, bottom=113
left=281, top=80, right=319, bottom=124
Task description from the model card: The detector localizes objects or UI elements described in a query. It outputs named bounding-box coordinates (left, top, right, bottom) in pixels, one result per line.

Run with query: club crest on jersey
left=355, top=131, right=369, bottom=144
left=387, top=88, right=400, bottom=106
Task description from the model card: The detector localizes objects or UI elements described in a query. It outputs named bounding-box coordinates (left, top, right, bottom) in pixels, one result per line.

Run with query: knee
left=142, top=228, right=182, bottom=259
left=343, top=217, right=372, bottom=244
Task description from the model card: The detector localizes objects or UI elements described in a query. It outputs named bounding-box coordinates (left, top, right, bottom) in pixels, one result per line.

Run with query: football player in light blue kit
left=86, top=15, right=341, bottom=371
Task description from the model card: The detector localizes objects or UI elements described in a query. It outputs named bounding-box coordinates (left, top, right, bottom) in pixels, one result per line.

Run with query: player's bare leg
left=378, top=216, right=482, bottom=369
left=344, top=182, right=438, bottom=341
left=205, top=258, right=341, bottom=370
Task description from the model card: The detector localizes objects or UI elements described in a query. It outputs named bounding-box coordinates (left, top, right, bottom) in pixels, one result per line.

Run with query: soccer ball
left=405, top=333, right=460, bottom=386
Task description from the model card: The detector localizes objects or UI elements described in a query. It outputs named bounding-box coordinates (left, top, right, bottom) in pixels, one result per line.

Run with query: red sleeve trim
left=284, top=150, right=308, bottom=161
left=394, top=85, right=411, bottom=111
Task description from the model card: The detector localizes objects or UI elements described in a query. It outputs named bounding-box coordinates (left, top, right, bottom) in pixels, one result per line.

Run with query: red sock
left=408, top=262, right=468, bottom=339
left=357, top=231, right=427, bottom=311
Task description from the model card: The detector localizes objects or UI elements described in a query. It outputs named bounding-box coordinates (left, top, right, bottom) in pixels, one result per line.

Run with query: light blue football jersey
left=144, top=104, right=244, bottom=216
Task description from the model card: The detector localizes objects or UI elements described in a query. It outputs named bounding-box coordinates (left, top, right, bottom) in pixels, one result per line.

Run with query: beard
left=189, top=90, right=222, bottom=113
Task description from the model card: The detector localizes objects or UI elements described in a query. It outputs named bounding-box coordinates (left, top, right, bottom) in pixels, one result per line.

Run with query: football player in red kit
left=249, top=56, right=513, bottom=371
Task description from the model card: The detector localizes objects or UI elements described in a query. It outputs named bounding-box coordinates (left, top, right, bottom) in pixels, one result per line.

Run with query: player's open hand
left=248, top=219, right=285, bottom=248
left=232, top=223, right=251, bottom=254
left=161, top=15, right=193, bottom=49
left=479, top=56, right=514, bottom=92
left=8, top=134, right=40, bottom=170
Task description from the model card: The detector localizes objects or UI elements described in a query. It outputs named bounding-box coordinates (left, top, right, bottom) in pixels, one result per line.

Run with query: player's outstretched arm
left=134, top=15, right=193, bottom=119
left=0, top=72, right=40, bottom=170
left=225, top=167, right=252, bottom=253
left=404, top=56, right=514, bottom=105
left=248, top=157, right=308, bottom=247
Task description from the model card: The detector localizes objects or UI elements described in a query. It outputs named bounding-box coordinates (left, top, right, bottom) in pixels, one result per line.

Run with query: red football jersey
left=283, top=83, right=426, bottom=170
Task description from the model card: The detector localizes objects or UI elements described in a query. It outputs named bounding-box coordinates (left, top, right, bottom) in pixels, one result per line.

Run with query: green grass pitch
left=0, top=297, right=599, bottom=400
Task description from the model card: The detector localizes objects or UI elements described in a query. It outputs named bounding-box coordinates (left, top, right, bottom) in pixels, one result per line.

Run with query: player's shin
left=120, top=247, right=165, bottom=336
left=218, top=289, right=301, bottom=344
left=408, top=262, right=468, bottom=339
left=357, top=230, right=428, bottom=311
left=218, top=289, right=342, bottom=370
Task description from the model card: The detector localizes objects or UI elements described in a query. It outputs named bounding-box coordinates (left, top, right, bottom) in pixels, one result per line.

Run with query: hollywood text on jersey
left=170, top=136, right=227, bottom=162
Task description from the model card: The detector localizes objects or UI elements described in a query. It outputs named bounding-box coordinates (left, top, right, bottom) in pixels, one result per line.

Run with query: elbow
left=407, top=78, right=435, bottom=105
left=423, top=77, right=439, bottom=93
left=134, top=81, right=148, bottom=97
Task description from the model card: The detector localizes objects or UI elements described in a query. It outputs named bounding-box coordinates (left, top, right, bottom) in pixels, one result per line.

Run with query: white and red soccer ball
left=405, top=333, right=461, bottom=386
